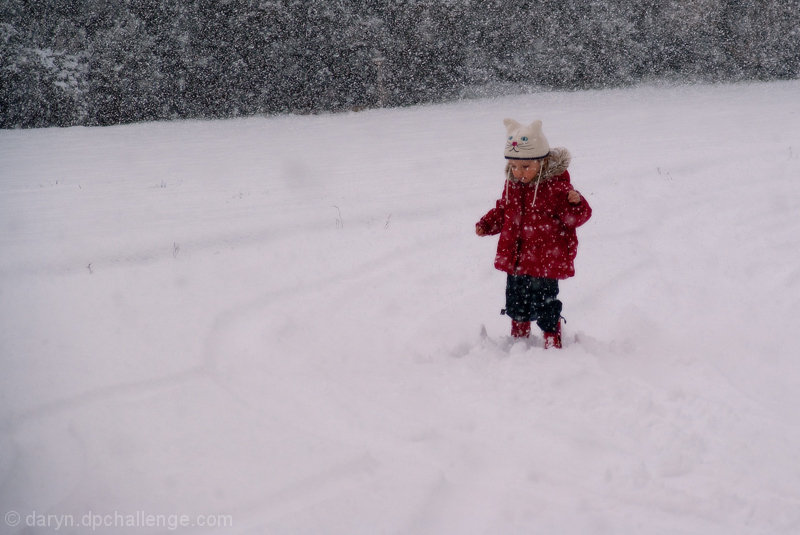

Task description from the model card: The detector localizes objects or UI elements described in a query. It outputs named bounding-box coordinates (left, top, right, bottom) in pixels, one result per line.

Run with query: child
left=476, top=119, right=592, bottom=348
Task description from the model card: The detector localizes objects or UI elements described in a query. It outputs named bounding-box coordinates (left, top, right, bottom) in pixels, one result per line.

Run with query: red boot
left=511, top=320, right=531, bottom=338
left=543, top=321, right=562, bottom=349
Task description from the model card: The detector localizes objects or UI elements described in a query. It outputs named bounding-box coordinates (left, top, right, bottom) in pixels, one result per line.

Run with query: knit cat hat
left=504, top=118, right=551, bottom=160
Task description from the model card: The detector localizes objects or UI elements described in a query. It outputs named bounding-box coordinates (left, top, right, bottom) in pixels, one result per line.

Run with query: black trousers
left=504, top=275, right=562, bottom=333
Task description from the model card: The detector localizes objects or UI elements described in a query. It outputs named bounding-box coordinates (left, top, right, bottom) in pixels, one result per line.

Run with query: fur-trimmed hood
left=504, top=147, right=571, bottom=184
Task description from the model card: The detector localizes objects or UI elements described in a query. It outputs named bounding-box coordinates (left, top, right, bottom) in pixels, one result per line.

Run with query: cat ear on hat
left=527, top=120, right=544, bottom=135
left=503, top=118, right=522, bottom=134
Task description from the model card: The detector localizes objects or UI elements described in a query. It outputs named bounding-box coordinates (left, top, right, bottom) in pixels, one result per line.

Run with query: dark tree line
left=2, top=0, right=799, bottom=128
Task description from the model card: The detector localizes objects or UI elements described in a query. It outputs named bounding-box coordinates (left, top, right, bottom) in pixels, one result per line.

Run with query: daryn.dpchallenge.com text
left=5, top=509, right=234, bottom=531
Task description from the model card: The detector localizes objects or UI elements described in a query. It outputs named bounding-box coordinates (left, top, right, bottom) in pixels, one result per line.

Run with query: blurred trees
left=2, top=0, right=798, bottom=128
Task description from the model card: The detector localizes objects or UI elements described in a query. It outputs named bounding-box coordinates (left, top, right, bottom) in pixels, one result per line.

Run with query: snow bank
left=2, top=80, right=800, bottom=534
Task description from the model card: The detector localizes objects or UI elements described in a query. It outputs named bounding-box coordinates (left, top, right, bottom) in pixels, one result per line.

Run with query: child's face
left=508, top=159, right=541, bottom=183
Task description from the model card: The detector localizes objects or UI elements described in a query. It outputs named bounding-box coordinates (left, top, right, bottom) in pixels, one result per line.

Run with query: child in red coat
left=476, top=119, right=592, bottom=348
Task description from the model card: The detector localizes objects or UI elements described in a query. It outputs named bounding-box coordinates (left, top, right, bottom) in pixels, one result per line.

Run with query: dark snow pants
left=504, top=274, right=562, bottom=333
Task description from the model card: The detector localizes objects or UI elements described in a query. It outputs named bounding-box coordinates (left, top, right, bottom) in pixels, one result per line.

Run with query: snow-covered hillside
left=2, top=80, right=800, bottom=534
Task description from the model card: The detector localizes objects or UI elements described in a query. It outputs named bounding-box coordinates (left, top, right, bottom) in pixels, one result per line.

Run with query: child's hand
left=567, top=190, right=581, bottom=204
left=476, top=224, right=486, bottom=236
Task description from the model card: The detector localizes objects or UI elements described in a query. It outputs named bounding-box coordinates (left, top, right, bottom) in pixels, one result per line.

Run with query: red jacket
left=477, top=149, right=591, bottom=279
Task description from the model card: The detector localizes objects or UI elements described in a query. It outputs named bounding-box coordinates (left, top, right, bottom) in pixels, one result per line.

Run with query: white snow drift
left=2, top=80, right=800, bottom=534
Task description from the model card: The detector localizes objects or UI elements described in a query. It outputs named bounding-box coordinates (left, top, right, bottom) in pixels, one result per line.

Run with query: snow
left=2, top=80, right=800, bottom=534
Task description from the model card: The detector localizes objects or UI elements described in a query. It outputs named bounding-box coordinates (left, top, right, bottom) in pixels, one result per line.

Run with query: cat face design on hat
left=504, top=118, right=551, bottom=160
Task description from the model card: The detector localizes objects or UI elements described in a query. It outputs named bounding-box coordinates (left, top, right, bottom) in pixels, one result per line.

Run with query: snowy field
left=2, top=80, right=800, bottom=534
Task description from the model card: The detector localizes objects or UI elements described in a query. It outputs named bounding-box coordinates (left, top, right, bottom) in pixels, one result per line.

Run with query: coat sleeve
left=551, top=173, right=591, bottom=228
left=476, top=196, right=506, bottom=236
left=560, top=194, right=592, bottom=228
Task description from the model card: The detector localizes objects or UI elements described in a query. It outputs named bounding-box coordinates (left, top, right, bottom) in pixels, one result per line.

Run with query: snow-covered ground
left=2, top=80, right=800, bottom=534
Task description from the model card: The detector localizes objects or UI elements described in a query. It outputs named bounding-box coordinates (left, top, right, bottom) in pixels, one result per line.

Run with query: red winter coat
left=476, top=148, right=592, bottom=279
